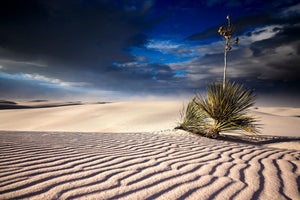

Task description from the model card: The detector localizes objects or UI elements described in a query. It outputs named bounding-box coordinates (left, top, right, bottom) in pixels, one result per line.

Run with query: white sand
left=251, top=107, right=300, bottom=137
left=0, top=101, right=299, bottom=199
left=0, top=101, right=182, bottom=133
left=0, top=130, right=299, bottom=200
left=0, top=101, right=299, bottom=136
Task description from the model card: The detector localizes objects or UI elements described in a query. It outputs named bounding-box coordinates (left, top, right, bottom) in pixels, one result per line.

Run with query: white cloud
left=175, top=25, right=284, bottom=61
left=146, top=39, right=182, bottom=52
left=240, top=25, right=283, bottom=45
left=24, top=73, right=89, bottom=87
left=114, top=61, right=149, bottom=68
left=224, top=38, right=300, bottom=81
left=282, top=3, right=300, bottom=16
left=0, top=58, right=47, bottom=67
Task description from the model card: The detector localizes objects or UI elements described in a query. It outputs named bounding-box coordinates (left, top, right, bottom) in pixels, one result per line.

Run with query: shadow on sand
left=217, top=134, right=300, bottom=146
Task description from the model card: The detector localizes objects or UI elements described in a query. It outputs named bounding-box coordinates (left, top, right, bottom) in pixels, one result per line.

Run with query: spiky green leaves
left=178, top=97, right=211, bottom=134
left=179, top=82, right=259, bottom=138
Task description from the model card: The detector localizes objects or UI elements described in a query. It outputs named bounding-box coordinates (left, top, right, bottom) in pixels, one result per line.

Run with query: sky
left=0, top=0, right=299, bottom=105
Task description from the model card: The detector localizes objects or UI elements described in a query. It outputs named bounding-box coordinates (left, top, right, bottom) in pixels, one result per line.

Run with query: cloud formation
left=181, top=4, right=300, bottom=96
left=0, top=0, right=157, bottom=93
left=0, top=0, right=299, bottom=103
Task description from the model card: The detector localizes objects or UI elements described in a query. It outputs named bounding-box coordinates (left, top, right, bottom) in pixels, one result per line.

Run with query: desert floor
left=0, top=101, right=299, bottom=199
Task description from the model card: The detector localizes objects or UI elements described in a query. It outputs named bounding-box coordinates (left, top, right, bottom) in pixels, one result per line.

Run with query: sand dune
left=0, top=101, right=299, bottom=137
left=0, top=101, right=182, bottom=133
left=0, top=100, right=85, bottom=109
left=0, top=130, right=299, bottom=200
left=0, top=101, right=299, bottom=199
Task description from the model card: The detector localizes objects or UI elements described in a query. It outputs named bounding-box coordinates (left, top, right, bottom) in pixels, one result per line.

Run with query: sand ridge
left=0, top=130, right=299, bottom=200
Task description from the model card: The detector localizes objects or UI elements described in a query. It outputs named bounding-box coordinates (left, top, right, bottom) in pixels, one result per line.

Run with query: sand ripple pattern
left=0, top=131, right=299, bottom=200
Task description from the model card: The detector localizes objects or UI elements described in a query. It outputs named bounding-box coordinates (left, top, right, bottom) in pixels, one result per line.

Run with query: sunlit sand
left=0, top=101, right=299, bottom=199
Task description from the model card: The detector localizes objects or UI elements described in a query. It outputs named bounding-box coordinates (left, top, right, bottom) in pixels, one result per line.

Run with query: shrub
left=178, top=81, right=259, bottom=138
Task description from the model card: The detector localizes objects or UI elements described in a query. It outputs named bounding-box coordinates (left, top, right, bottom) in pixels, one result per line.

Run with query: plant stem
left=223, top=48, right=227, bottom=89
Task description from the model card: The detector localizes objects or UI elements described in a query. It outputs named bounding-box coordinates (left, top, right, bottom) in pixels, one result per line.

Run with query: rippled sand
left=0, top=131, right=299, bottom=200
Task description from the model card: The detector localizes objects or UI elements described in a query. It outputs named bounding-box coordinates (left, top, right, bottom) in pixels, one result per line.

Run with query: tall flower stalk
left=218, top=15, right=239, bottom=88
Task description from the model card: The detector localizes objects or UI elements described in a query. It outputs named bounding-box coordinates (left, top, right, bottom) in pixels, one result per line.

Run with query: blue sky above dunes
left=0, top=0, right=299, bottom=104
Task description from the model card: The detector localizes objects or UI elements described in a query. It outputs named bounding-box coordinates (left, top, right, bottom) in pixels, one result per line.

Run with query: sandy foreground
left=0, top=101, right=299, bottom=199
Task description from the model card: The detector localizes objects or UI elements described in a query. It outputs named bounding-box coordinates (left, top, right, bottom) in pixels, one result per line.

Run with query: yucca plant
left=177, top=16, right=258, bottom=138
left=178, top=81, right=258, bottom=138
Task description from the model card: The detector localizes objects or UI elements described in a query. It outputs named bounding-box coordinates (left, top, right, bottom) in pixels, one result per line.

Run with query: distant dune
left=0, top=101, right=299, bottom=199
left=0, top=100, right=83, bottom=109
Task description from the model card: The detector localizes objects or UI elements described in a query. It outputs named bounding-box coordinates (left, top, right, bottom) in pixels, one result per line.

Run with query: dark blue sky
left=0, top=0, right=299, bottom=105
